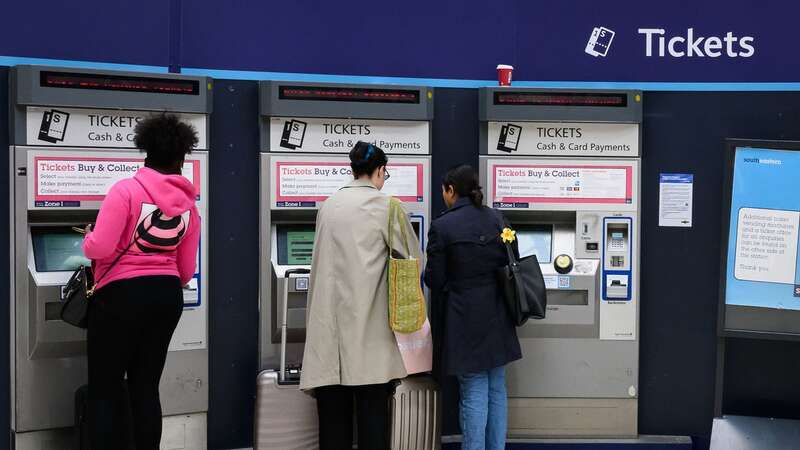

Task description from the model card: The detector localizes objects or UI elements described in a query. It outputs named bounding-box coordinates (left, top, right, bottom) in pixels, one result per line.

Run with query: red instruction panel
left=492, top=163, right=633, bottom=204
left=34, top=156, right=201, bottom=201
left=275, top=161, right=424, bottom=203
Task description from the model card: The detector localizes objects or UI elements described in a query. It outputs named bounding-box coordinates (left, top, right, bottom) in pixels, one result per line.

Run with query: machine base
left=13, top=413, right=207, bottom=450
left=442, top=435, right=692, bottom=449
left=507, top=397, right=638, bottom=438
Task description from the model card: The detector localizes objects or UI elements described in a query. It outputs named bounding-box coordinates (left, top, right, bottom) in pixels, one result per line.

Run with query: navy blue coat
left=424, top=198, right=522, bottom=377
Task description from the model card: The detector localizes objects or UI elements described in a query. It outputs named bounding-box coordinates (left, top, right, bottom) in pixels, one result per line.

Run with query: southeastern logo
left=743, top=157, right=781, bottom=165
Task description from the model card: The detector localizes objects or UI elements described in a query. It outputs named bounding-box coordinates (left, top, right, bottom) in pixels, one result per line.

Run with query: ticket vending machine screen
left=276, top=225, right=315, bottom=265
left=31, top=227, right=90, bottom=272
left=516, top=225, right=553, bottom=263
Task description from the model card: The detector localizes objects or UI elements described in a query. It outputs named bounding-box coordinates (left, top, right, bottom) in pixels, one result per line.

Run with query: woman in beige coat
left=300, top=141, right=421, bottom=450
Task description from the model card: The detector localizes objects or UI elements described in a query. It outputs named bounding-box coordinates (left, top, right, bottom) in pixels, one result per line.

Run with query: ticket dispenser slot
left=505, top=211, right=598, bottom=328
left=603, top=218, right=632, bottom=300
left=26, top=212, right=97, bottom=358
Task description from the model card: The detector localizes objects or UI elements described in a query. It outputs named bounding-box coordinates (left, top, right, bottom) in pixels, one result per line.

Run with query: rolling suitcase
left=254, top=268, right=318, bottom=450
left=390, top=375, right=441, bottom=450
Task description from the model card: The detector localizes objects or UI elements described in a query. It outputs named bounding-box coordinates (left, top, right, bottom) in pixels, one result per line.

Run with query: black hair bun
left=349, top=141, right=388, bottom=177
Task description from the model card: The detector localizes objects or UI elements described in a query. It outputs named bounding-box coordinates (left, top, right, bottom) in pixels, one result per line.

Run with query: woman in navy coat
left=424, top=165, right=522, bottom=450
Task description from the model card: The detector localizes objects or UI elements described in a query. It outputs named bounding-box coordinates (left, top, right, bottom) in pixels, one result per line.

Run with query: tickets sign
left=268, top=117, right=429, bottom=154
left=26, top=107, right=208, bottom=149
left=487, top=121, right=639, bottom=157
left=33, top=156, right=200, bottom=202
left=492, top=164, right=633, bottom=204
left=275, top=161, right=424, bottom=203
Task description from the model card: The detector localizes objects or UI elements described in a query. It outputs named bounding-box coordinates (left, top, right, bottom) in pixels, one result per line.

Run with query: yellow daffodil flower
left=501, top=227, right=516, bottom=244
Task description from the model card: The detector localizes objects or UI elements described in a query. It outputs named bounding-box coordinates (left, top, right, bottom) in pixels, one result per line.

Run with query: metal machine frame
left=478, top=88, right=643, bottom=438
left=9, top=65, right=212, bottom=450
left=257, top=81, right=434, bottom=370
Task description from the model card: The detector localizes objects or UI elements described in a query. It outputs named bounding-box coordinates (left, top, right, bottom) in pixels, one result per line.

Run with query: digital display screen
left=494, top=91, right=627, bottom=107
left=279, top=85, right=420, bottom=104
left=31, top=227, right=90, bottom=272
left=40, top=71, right=199, bottom=95
left=722, top=144, right=800, bottom=337
left=516, top=225, right=553, bottom=263
left=277, top=225, right=315, bottom=265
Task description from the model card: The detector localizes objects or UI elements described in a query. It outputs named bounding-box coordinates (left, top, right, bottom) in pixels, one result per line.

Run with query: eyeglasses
left=384, top=168, right=391, bottom=180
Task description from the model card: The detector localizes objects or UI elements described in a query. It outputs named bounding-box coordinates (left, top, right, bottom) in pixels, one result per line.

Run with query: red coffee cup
left=497, top=64, right=514, bottom=86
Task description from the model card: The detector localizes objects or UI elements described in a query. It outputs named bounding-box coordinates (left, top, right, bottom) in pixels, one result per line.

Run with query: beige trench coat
left=300, top=179, right=422, bottom=390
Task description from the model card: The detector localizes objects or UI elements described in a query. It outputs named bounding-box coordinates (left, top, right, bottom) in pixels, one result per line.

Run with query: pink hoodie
left=83, top=167, right=201, bottom=290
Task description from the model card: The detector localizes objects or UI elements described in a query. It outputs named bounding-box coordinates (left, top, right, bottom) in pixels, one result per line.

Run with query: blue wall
left=2, top=1, right=799, bottom=84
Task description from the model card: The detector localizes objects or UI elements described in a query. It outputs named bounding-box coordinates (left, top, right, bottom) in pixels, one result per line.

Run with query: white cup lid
left=496, top=64, right=514, bottom=70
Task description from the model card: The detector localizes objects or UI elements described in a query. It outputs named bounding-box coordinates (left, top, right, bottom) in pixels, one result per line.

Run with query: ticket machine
left=479, top=88, right=642, bottom=437
left=258, top=81, right=433, bottom=369
left=9, top=66, right=212, bottom=449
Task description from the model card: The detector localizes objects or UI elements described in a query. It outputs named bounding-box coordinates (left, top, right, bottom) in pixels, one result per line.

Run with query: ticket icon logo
left=586, top=27, right=615, bottom=57
left=280, top=119, right=308, bottom=150
left=38, top=109, right=70, bottom=143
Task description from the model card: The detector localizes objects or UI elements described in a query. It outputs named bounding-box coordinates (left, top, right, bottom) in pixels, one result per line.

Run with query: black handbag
left=61, top=211, right=155, bottom=328
left=61, top=265, right=95, bottom=328
left=493, top=212, right=548, bottom=326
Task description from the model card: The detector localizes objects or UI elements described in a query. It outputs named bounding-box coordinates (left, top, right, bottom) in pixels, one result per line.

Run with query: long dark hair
left=443, top=165, right=483, bottom=207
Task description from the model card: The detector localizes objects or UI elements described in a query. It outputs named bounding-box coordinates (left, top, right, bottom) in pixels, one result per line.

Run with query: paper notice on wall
left=734, top=207, right=800, bottom=284
left=33, top=156, right=198, bottom=201
left=658, top=173, right=693, bottom=227
left=275, top=162, right=423, bottom=203
left=26, top=106, right=207, bottom=149
left=493, top=164, right=632, bottom=203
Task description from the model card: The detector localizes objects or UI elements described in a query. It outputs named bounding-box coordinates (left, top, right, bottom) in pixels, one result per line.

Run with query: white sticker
left=26, top=107, right=207, bottom=149
left=269, top=117, right=429, bottom=154
left=488, top=121, right=639, bottom=157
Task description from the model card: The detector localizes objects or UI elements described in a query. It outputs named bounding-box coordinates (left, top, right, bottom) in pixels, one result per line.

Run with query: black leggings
left=316, top=382, right=393, bottom=450
left=88, top=275, right=183, bottom=450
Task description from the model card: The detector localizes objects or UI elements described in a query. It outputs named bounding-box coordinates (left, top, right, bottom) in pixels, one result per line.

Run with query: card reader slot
left=547, top=290, right=589, bottom=306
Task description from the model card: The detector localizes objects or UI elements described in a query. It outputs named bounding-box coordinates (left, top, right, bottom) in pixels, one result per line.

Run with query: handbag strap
left=491, top=209, right=518, bottom=266
left=388, top=198, right=411, bottom=256
left=91, top=209, right=157, bottom=290
left=91, top=178, right=160, bottom=290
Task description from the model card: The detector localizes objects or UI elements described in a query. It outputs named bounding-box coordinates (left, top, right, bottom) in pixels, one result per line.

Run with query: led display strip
left=279, top=85, right=420, bottom=104
left=494, top=91, right=628, bottom=107
left=40, top=71, right=199, bottom=95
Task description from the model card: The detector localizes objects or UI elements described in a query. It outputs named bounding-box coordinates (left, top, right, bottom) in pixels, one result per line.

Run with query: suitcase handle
left=281, top=268, right=311, bottom=382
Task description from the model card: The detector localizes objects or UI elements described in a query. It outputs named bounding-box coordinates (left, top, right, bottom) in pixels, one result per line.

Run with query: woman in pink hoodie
left=82, top=114, right=201, bottom=450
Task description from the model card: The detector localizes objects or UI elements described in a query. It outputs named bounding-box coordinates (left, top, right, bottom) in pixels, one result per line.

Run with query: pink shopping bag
left=394, top=319, right=433, bottom=375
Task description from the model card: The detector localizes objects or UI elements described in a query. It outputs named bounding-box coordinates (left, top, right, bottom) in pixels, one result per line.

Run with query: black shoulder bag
left=493, top=211, right=548, bottom=326
left=61, top=211, right=155, bottom=328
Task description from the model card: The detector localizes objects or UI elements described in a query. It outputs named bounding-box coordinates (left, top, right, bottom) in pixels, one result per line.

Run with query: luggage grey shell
left=390, top=375, right=441, bottom=450
left=254, top=268, right=318, bottom=450
left=254, top=370, right=318, bottom=450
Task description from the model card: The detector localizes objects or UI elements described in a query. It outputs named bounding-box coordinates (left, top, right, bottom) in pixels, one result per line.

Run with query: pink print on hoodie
left=83, top=167, right=201, bottom=291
